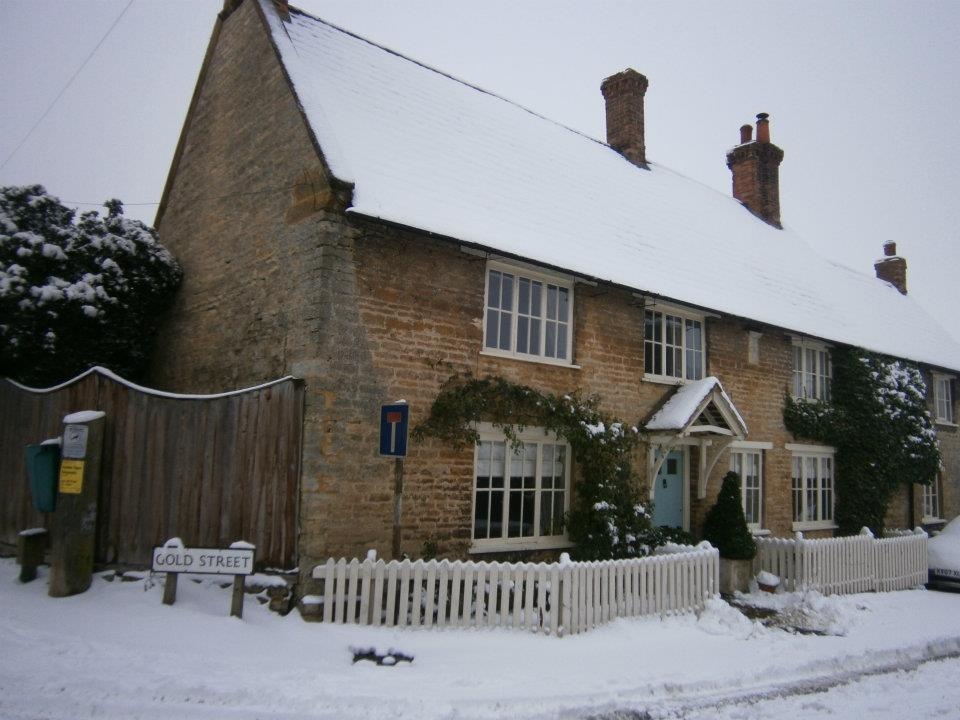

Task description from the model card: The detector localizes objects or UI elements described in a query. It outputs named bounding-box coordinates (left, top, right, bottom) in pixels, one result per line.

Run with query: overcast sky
left=2, top=0, right=959, bottom=344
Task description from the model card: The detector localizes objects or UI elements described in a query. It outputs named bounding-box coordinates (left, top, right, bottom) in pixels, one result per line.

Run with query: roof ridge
left=285, top=3, right=607, bottom=151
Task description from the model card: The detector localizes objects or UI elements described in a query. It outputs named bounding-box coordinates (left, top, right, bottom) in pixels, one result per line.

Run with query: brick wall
left=696, top=318, right=797, bottom=537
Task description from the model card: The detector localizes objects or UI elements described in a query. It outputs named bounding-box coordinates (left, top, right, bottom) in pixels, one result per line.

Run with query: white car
left=928, top=516, right=960, bottom=592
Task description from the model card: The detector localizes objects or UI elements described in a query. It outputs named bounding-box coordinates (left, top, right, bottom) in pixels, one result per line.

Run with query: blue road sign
left=379, top=403, right=409, bottom=457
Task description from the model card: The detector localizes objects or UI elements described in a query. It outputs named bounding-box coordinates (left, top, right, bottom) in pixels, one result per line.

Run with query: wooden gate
left=0, top=367, right=303, bottom=568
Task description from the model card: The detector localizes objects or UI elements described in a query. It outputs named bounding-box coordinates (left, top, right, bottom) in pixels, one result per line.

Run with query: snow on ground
left=1, top=558, right=959, bottom=720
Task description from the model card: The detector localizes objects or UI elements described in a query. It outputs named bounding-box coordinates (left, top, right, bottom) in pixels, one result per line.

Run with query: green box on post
left=25, top=444, right=59, bottom=513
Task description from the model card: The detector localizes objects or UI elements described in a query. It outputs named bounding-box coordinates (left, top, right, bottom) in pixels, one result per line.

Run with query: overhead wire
left=0, top=0, right=135, bottom=171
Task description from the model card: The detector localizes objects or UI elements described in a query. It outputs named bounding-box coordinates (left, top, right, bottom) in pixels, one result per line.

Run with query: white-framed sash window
left=484, top=261, right=573, bottom=365
left=792, top=338, right=832, bottom=401
left=472, top=424, right=571, bottom=552
left=923, top=476, right=943, bottom=522
left=644, top=305, right=705, bottom=382
left=729, top=443, right=768, bottom=531
left=788, top=444, right=836, bottom=530
left=933, top=373, right=955, bottom=425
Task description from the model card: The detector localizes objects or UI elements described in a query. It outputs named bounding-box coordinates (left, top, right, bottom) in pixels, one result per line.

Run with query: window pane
left=490, top=491, right=503, bottom=537
left=546, top=285, right=557, bottom=321
left=517, top=316, right=529, bottom=354
left=511, top=276, right=547, bottom=357
left=557, top=287, right=569, bottom=322
left=664, top=315, right=683, bottom=378
left=821, top=457, right=833, bottom=521
left=792, top=457, right=803, bottom=521
left=530, top=282, right=542, bottom=317
left=488, top=272, right=501, bottom=308
left=804, top=456, right=818, bottom=521
left=500, top=274, right=513, bottom=311
left=793, top=346, right=804, bottom=397
left=545, top=323, right=557, bottom=358
left=518, top=277, right=530, bottom=314
left=685, top=319, right=703, bottom=380
left=485, top=309, right=499, bottom=349
left=805, top=348, right=817, bottom=399
left=498, top=310, right=511, bottom=350
left=474, top=493, right=489, bottom=539
left=556, top=323, right=568, bottom=360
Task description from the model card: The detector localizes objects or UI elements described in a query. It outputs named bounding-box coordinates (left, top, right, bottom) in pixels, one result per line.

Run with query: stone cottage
left=151, top=0, right=960, bottom=571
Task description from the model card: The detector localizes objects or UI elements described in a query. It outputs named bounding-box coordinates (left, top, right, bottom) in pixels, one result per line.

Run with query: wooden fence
left=756, top=527, right=927, bottom=595
left=0, top=367, right=303, bottom=568
left=309, top=544, right=719, bottom=637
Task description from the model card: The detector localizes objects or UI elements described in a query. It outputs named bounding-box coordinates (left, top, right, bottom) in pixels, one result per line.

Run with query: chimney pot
left=884, top=241, right=897, bottom=257
left=739, top=124, right=753, bottom=144
left=601, top=69, right=649, bottom=168
left=756, top=113, right=771, bottom=143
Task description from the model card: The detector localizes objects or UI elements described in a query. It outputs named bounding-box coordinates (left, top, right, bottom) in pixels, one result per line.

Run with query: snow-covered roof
left=263, top=2, right=960, bottom=372
left=645, top=377, right=746, bottom=436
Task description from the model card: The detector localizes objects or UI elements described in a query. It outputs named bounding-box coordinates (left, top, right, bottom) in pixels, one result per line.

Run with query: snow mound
left=736, top=590, right=857, bottom=636
left=696, top=597, right=765, bottom=639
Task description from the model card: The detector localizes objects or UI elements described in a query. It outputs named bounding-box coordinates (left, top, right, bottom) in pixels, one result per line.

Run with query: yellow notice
left=59, top=459, right=85, bottom=494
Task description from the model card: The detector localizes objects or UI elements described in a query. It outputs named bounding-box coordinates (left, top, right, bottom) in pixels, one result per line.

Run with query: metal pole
left=393, top=457, right=403, bottom=559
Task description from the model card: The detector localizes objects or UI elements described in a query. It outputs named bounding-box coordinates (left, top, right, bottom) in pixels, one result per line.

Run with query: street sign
left=379, top=403, right=409, bottom=457
left=151, top=546, right=255, bottom=576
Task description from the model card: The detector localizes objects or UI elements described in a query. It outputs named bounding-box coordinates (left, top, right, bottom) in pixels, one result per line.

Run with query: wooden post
left=162, top=572, right=179, bottom=605
left=392, top=457, right=403, bottom=560
left=49, top=411, right=105, bottom=598
left=230, top=575, right=245, bottom=618
left=17, top=528, right=49, bottom=583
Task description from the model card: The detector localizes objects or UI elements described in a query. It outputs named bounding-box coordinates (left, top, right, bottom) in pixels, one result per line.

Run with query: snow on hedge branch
left=0, top=185, right=181, bottom=385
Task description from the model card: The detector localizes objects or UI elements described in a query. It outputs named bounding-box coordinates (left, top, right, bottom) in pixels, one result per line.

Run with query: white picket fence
left=756, top=527, right=927, bottom=595
left=309, top=544, right=718, bottom=636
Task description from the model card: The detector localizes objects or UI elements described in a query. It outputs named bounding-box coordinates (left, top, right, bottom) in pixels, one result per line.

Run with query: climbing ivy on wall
left=413, top=373, right=662, bottom=560
left=783, top=346, right=940, bottom=536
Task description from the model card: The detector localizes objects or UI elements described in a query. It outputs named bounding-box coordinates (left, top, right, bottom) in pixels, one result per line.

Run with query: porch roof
left=645, top=377, right=747, bottom=439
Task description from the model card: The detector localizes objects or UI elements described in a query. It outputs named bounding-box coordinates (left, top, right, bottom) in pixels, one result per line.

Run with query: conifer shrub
left=702, top=471, right=756, bottom=560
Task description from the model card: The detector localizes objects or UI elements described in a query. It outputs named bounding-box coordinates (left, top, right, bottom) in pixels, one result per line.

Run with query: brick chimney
left=601, top=69, right=649, bottom=169
left=874, top=241, right=907, bottom=294
left=726, top=113, right=785, bottom=228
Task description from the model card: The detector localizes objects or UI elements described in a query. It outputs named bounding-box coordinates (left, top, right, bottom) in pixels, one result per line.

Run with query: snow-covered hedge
left=784, top=346, right=940, bottom=536
left=0, top=185, right=181, bottom=385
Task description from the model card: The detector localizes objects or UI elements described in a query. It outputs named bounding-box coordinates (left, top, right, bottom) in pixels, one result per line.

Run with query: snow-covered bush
left=0, top=185, right=181, bottom=385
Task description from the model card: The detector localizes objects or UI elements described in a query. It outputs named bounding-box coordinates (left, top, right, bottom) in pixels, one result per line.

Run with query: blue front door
left=652, top=451, right=683, bottom=528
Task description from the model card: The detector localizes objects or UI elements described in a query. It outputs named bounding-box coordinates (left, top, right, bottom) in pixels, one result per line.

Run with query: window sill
left=480, top=348, right=580, bottom=370
left=935, top=420, right=957, bottom=429
left=749, top=528, right=772, bottom=537
left=791, top=521, right=838, bottom=532
left=922, top=516, right=946, bottom=525
left=469, top=537, right=574, bottom=554
left=642, top=373, right=699, bottom=386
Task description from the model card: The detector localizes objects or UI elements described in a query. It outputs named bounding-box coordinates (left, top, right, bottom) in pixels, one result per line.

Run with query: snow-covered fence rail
left=756, top=528, right=926, bottom=595
left=310, top=545, right=718, bottom=637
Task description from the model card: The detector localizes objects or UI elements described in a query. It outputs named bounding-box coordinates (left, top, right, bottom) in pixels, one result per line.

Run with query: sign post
left=379, top=403, right=409, bottom=560
left=49, top=411, right=105, bottom=598
left=152, top=539, right=256, bottom=618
